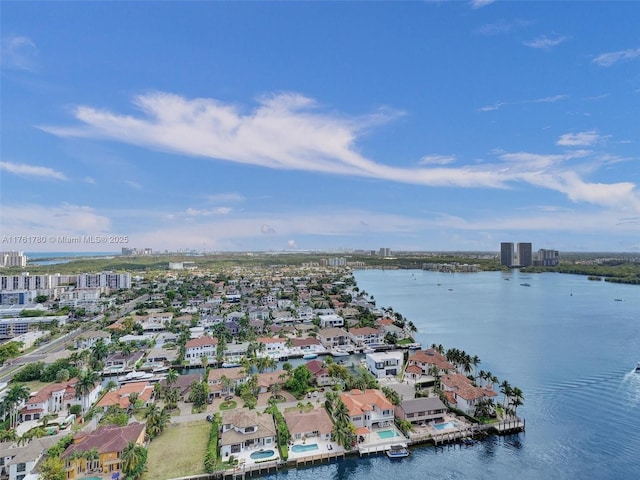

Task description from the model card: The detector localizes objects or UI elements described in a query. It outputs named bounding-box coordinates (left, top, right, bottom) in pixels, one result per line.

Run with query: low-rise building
left=395, top=397, right=448, bottom=425
left=440, top=373, right=498, bottom=415
left=348, top=327, right=383, bottom=347
left=339, top=389, right=395, bottom=429
left=365, top=350, right=404, bottom=378
left=184, top=335, right=218, bottom=366
left=284, top=408, right=333, bottom=442
left=219, top=409, right=278, bottom=458
left=317, top=327, right=351, bottom=349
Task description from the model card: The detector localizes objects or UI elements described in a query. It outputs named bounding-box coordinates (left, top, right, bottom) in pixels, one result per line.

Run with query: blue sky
left=1, top=1, right=639, bottom=253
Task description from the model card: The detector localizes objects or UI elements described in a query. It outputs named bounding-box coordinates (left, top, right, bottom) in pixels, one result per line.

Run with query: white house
left=318, top=314, right=344, bottom=328
left=339, top=389, right=395, bottom=429
left=440, top=373, right=499, bottom=415
left=219, top=409, right=278, bottom=458
left=365, top=350, right=404, bottom=378
left=184, top=336, right=219, bottom=366
left=348, top=327, right=383, bottom=347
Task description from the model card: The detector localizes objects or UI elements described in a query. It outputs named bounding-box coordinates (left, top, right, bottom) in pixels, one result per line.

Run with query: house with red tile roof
left=305, top=360, right=333, bottom=387
left=284, top=408, right=333, bottom=441
left=440, top=373, right=498, bottom=415
left=184, top=335, right=218, bottom=366
left=95, top=381, right=154, bottom=411
left=207, top=366, right=247, bottom=398
left=348, top=327, right=383, bottom=347
left=20, top=378, right=101, bottom=421
left=407, top=349, right=455, bottom=376
left=61, top=422, right=145, bottom=480
left=219, top=409, right=278, bottom=459
left=339, top=389, right=395, bottom=429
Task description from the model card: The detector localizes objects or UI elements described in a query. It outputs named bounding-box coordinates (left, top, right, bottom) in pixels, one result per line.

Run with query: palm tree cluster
left=499, top=381, right=525, bottom=418
left=0, top=383, right=30, bottom=429
left=445, top=348, right=481, bottom=378
left=144, top=404, right=171, bottom=440
left=325, top=393, right=355, bottom=450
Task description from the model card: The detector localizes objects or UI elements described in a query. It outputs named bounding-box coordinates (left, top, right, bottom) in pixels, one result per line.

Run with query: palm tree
left=83, top=447, right=100, bottom=472
left=165, top=368, right=179, bottom=392
left=499, top=380, right=512, bottom=410
left=75, top=370, right=100, bottom=413
left=4, top=384, right=30, bottom=428
left=120, top=441, right=147, bottom=479
left=0, top=428, right=18, bottom=444
left=510, top=386, right=524, bottom=417
left=334, top=399, right=351, bottom=427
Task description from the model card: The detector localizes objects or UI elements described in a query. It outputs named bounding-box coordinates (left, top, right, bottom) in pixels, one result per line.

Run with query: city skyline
left=1, top=2, right=639, bottom=253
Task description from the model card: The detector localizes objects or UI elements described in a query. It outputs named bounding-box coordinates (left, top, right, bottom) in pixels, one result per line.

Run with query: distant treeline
left=522, top=261, right=640, bottom=285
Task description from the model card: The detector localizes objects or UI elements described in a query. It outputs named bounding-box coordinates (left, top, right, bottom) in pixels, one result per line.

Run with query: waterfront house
left=257, top=337, right=287, bottom=358
left=257, top=370, right=287, bottom=394
left=407, top=349, right=455, bottom=376
left=289, top=337, right=324, bottom=356
left=284, top=408, right=333, bottom=441
left=339, top=389, right=395, bottom=429
left=305, top=359, right=334, bottom=387
left=365, top=350, right=404, bottom=378
left=395, top=397, right=448, bottom=425
left=219, top=409, right=278, bottom=458
left=440, top=373, right=498, bottom=415
left=207, top=367, right=247, bottom=398
left=61, top=422, right=145, bottom=480
left=104, top=351, right=144, bottom=371
left=21, top=377, right=101, bottom=421
left=348, top=327, right=383, bottom=347
left=184, top=335, right=218, bottom=366
left=317, top=327, right=351, bottom=350
left=160, top=373, right=201, bottom=400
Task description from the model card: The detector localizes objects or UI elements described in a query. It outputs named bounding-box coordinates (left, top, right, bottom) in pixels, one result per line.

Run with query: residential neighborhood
left=0, top=262, right=524, bottom=480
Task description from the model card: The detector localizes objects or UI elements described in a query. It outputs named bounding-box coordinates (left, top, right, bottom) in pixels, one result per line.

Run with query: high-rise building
left=500, top=243, right=514, bottom=267
left=77, top=271, right=131, bottom=289
left=0, top=251, right=27, bottom=268
left=379, top=247, right=391, bottom=257
left=517, top=243, right=533, bottom=267
left=535, top=249, right=559, bottom=267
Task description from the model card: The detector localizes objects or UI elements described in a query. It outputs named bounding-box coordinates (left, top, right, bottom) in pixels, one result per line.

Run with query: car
left=312, top=391, right=318, bottom=397
left=206, top=415, right=214, bottom=422
left=224, top=395, right=234, bottom=401
left=307, top=392, right=312, bottom=398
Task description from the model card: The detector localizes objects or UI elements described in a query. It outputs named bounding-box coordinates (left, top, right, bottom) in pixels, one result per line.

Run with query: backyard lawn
left=143, top=420, right=211, bottom=480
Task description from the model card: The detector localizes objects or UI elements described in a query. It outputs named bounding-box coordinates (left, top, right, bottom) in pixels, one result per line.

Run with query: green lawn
left=143, top=420, right=211, bottom=480
left=219, top=400, right=237, bottom=411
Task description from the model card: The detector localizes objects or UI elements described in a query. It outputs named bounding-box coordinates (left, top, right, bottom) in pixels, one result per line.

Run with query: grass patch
left=396, top=338, right=415, bottom=345
left=142, top=420, right=210, bottom=480
left=219, top=400, right=237, bottom=411
left=20, top=380, right=50, bottom=393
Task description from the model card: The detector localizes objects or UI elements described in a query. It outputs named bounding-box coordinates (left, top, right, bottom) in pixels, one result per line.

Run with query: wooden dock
left=294, top=451, right=346, bottom=467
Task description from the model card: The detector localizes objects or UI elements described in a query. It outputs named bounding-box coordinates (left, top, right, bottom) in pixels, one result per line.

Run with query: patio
left=356, top=424, right=407, bottom=450
left=287, top=437, right=344, bottom=461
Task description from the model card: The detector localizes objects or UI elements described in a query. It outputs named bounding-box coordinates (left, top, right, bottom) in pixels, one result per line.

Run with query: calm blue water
left=26, top=251, right=118, bottom=265
left=264, top=269, right=640, bottom=480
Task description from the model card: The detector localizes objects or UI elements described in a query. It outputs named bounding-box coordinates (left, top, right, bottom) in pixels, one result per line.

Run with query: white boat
left=331, top=348, right=349, bottom=357
left=386, top=444, right=410, bottom=459
left=222, top=362, right=241, bottom=368
left=363, top=347, right=375, bottom=354
left=152, top=365, right=170, bottom=373
left=635, top=362, right=640, bottom=373
left=302, top=353, right=318, bottom=359
left=118, top=370, right=154, bottom=383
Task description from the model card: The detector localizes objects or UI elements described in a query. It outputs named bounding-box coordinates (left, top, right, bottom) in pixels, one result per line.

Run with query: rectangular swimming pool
left=291, top=443, right=319, bottom=453
left=377, top=429, right=400, bottom=439
left=433, top=421, right=458, bottom=431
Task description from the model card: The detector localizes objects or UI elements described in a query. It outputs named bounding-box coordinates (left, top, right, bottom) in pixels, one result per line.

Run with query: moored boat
left=331, top=348, right=349, bottom=357
left=302, top=353, right=318, bottom=359
left=635, top=362, right=640, bottom=373
left=222, top=362, right=241, bottom=368
left=386, top=444, right=410, bottom=459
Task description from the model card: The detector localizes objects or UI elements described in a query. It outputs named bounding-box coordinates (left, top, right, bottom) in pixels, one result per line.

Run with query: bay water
left=265, top=269, right=640, bottom=479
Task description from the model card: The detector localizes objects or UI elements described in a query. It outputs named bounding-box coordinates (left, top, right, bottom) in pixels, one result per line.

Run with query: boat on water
left=386, top=444, right=410, bottom=459
left=635, top=362, right=640, bottom=373
left=152, top=365, right=170, bottom=373
left=520, top=283, right=531, bottom=287
left=331, top=348, right=349, bottom=357
left=118, top=370, right=154, bottom=383
left=362, top=347, right=375, bottom=354
left=222, top=362, right=241, bottom=368
left=302, top=353, right=318, bottom=359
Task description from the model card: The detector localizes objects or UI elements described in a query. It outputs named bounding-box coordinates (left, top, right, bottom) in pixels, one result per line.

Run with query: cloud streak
left=0, top=161, right=68, bottom=180
left=523, top=35, right=567, bottom=49
left=479, top=94, right=567, bottom=112
left=1, top=35, right=39, bottom=72
left=40, top=91, right=639, bottom=212
left=592, top=47, right=640, bottom=67
left=557, top=131, right=603, bottom=147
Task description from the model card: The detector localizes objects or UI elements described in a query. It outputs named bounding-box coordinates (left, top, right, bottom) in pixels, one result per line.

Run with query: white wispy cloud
left=592, top=47, right=640, bottom=67
left=475, top=18, right=533, bottom=36
left=124, top=180, right=143, bottom=190
left=469, top=0, right=495, bottom=9
left=523, top=35, right=567, bottom=49
left=557, top=131, right=603, bottom=147
left=479, top=94, right=567, bottom=112
left=40, top=91, right=639, bottom=211
left=0, top=161, right=67, bottom=180
left=1, top=35, right=39, bottom=71
left=419, top=154, right=456, bottom=165
left=84, top=176, right=96, bottom=184
left=1, top=203, right=111, bottom=238
left=186, top=207, right=232, bottom=216
left=203, top=192, right=245, bottom=203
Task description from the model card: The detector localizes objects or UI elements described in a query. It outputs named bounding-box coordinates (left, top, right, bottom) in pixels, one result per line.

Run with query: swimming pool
left=249, top=449, right=276, bottom=460
left=377, top=429, right=400, bottom=439
left=291, top=443, right=319, bottom=453
left=433, top=421, right=458, bottom=430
